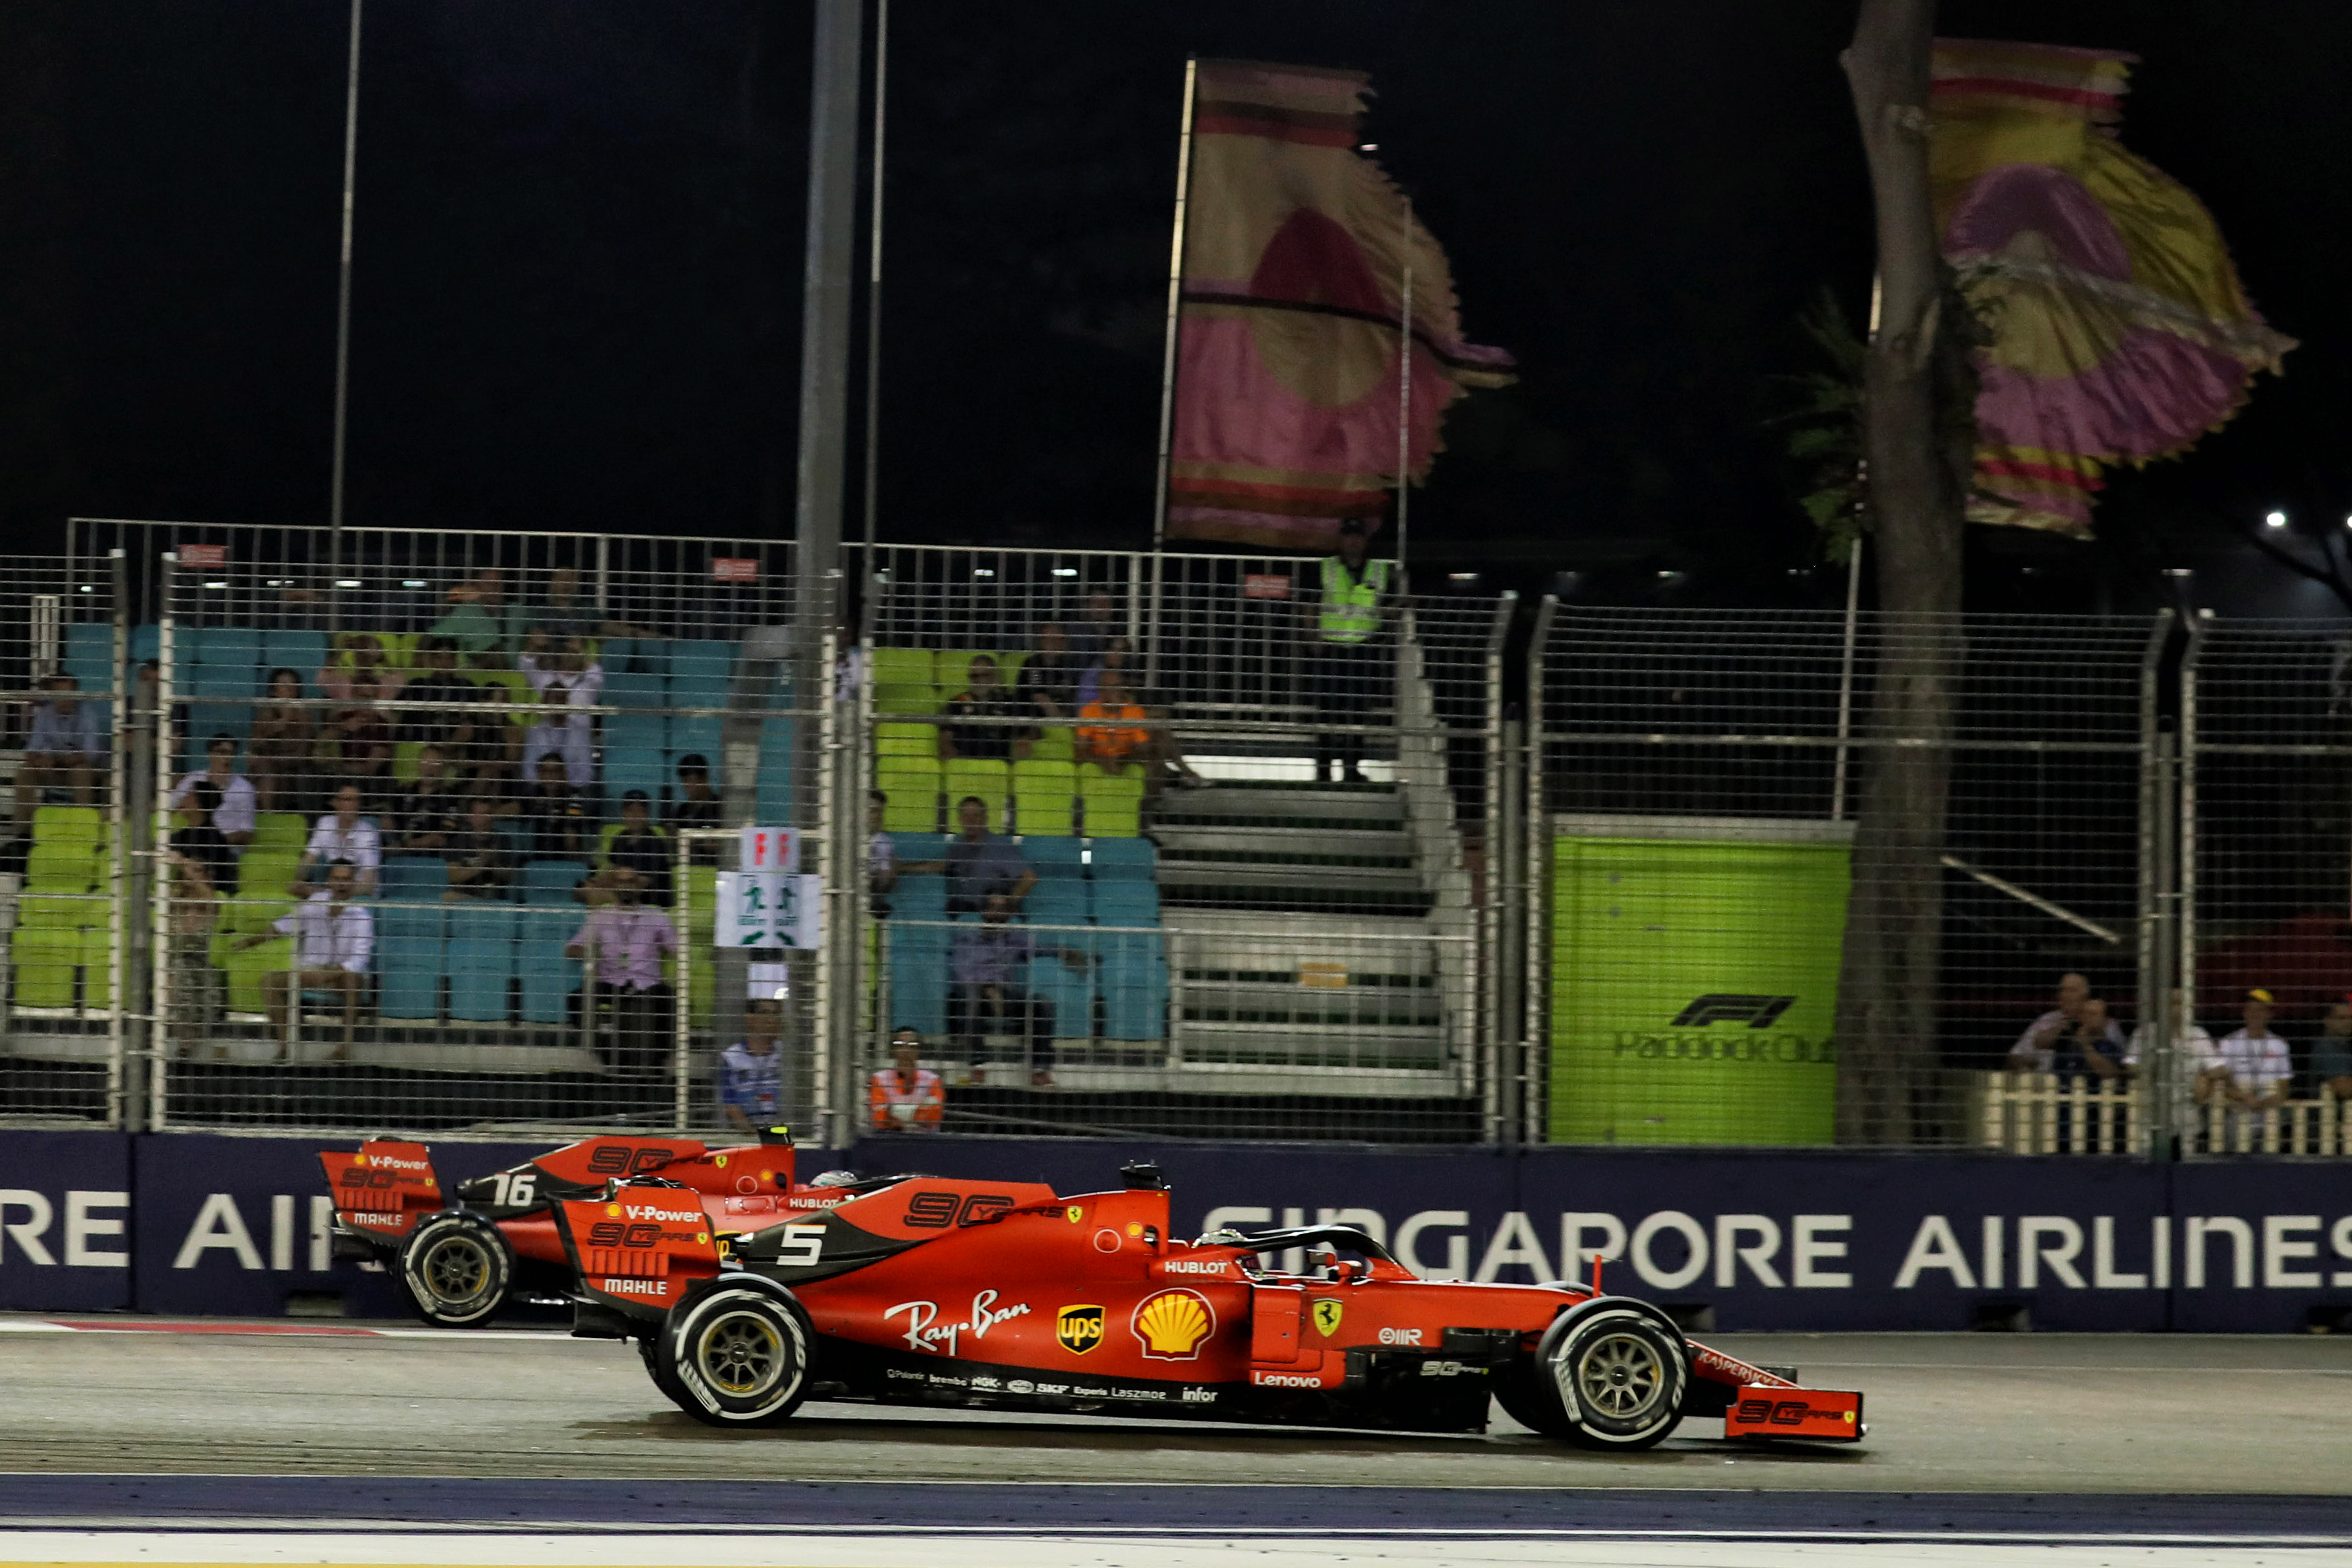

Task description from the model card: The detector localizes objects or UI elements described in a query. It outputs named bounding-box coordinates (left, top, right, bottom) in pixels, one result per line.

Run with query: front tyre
left=655, top=1285, right=813, bottom=1427
left=1536, top=1301, right=1689, bottom=1450
left=397, top=1212, right=513, bottom=1328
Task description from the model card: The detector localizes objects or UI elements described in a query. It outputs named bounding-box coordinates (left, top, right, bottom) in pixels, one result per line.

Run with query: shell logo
left=1131, top=1289, right=1216, bottom=1361
left=605, top=1203, right=622, bottom=1217
left=1125, top=1222, right=1143, bottom=1239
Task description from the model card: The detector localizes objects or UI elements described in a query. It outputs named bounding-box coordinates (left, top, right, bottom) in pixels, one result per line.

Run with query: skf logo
left=1311, top=1300, right=1343, bottom=1337
left=1671, top=994, right=1795, bottom=1029
left=1056, top=1304, right=1105, bottom=1355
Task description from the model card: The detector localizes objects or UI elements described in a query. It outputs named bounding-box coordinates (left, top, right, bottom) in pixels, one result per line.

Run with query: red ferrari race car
left=553, top=1160, right=1865, bottom=1450
left=318, top=1129, right=850, bottom=1327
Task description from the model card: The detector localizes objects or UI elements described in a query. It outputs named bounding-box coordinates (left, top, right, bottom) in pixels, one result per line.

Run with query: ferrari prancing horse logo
left=1057, top=1303, right=1105, bottom=1355
left=1312, top=1299, right=1343, bottom=1337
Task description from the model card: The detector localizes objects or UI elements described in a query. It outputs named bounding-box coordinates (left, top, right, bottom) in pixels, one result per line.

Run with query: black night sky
left=6, top=2, right=2351, bottom=615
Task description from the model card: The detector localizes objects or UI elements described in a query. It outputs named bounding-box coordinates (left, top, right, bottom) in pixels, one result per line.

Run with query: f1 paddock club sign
left=5, top=1133, right=2352, bottom=1330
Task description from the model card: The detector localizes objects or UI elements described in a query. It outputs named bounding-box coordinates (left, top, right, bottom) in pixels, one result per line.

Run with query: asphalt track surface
left=4, top=1317, right=2350, bottom=1563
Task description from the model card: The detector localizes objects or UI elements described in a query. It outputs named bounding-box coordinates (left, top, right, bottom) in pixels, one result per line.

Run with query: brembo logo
left=1671, top=995, right=1795, bottom=1029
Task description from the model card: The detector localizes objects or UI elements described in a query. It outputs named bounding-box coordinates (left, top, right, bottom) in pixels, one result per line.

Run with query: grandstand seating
left=878, top=826, right=1167, bottom=1046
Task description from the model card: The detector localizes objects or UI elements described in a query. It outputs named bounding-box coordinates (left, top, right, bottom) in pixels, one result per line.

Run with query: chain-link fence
left=1532, top=606, right=2169, bottom=1150
left=15, top=524, right=2352, bottom=1157
left=138, top=538, right=833, bottom=1139
left=0, top=555, right=127, bottom=1127
left=856, top=546, right=1511, bottom=1143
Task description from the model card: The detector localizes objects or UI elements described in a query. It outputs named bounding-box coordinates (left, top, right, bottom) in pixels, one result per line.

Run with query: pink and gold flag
left=1165, top=59, right=1512, bottom=551
left=1930, top=39, right=2294, bottom=537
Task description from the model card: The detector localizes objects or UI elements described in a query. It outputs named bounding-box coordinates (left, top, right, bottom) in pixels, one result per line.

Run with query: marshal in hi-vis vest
left=1317, top=557, right=1390, bottom=644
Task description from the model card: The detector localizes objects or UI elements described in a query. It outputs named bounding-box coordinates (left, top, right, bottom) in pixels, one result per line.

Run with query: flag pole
left=1394, top=195, right=1413, bottom=573
left=1146, top=57, right=1198, bottom=686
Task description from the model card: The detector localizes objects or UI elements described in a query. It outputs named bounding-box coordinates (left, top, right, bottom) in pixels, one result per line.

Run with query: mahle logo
left=1671, top=994, right=1795, bottom=1029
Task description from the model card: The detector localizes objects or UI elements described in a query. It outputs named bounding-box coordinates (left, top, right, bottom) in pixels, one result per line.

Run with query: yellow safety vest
left=1318, top=558, right=1390, bottom=644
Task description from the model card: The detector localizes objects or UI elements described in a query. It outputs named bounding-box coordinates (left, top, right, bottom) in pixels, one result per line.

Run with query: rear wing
left=553, top=1184, right=723, bottom=1320
left=318, top=1139, right=443, bottom=1243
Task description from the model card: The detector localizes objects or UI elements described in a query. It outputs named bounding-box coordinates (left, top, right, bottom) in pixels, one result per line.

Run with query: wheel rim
left=697, top=1310, right=785, bottom=1397
left=419, top=1234, right=492, bottom=1307
left=1569, top=1331, right=1664, bottom=1421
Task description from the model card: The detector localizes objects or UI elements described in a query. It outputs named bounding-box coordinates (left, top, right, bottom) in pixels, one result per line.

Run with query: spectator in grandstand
left=442, top=795, right=516, bottom=900
left=588, top=790, right=672, bottom=906
left=1070, top=590, right=1121, bottom=663
left=242, top=858, right=372, bottom=1060
left=948, top=894, right=1087, bottom=1088
left=565, top=873, right=678, bottom=1075
left=295, top=784, right=381, bottom=896
left=2217, top=988, right=2294, bottom=1112
left=517, top=645, right=602, bottom=787
left=317, top=632, right=408, bottom=704
left=168, top=734, right=257, bottom=894
left=2313, top=998, right=2352, bottom=1100
left=1075, top=635, right=1129, bottom=711
left=907, top=793, right=1033, bottom=915
left=247, top=668, right=315, bottom=812
left=15, top=674, right=104, bottom=822
left=868, top=1027, right=944, bottom=1131
left=2049, top=997, right=2127, bottom=1080
left=392, top=745, right=463, bottom=853
left=2124, top=989, right=2226, bottom=1104
left=428, top=568, right=517, bottom=657
left=1016, top=622, right=1085, bottom=721
left=2007, top=972, right=2116, bottom=1073
left=316, top=669, right=395, bottom=800
left=866, top=789, right=898, bottom=909
left=523, top=567, right=602, bottom=646
left=938, top=653, right=1033, bottom=763
left=398, top=638, right=488, bottom=782
left=1308, top=518, right=1391, bottom=785
left=515, top=754, right=588, bottom=861
left=162, top=846, right=223, bottom=1052
left=1079, top=664, right=1204, bottom=795
left=719, top=999, right=787, bottom=1133
left=667, top=753, right=725, bottom=865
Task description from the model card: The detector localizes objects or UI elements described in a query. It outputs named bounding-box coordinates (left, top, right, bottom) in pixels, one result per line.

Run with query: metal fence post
left=148, top=557, right=177, bottom=1130
left=1523, top=594, right=1558, bottom=1144
left=2136, top=611, right=2175, bottom=1159
left=2178, top=610, right=2206, bottom=1153
left=107, top=550, right=134, bottom=1130
left=1478, top=591, right=1515, bottom=1143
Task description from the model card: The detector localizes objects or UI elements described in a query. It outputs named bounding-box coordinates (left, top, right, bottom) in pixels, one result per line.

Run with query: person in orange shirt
left=1078, top=666, right=1203, bottom=794
left=868, top=1027, right=945, bottom=1132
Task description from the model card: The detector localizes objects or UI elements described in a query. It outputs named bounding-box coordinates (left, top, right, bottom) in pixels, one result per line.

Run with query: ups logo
left=1057, top=1304, right=1105, bottom=1355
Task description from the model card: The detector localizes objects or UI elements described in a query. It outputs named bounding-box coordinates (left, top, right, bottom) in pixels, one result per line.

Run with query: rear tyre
left=655, top=1285, right=813, bottom=1427
left=397, top=1212, right=513, bottom=1328
left=1533, top=1300, right=1689, bottom=1451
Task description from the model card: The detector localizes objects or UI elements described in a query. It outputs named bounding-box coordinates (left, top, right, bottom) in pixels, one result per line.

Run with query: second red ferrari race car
left=318, top=1129, right=848, bottom=1327
left=551, top=1159, right=1865, bottom=1450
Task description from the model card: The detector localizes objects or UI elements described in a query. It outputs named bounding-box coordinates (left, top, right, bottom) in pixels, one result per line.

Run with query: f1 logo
left=1671, top=994, right=1794, bottom=1029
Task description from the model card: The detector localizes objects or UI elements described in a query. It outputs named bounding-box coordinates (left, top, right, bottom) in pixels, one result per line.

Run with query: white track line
left=3, top=1531, right=2347, bottom=1568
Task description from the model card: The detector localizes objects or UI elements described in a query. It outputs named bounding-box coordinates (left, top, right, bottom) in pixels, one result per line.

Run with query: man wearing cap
left=1309, top=519, right=1391, bottom=785
left=2217, top=989, right=2293, bottom=1113
left=2312, top=998, right=2352, bottom=1101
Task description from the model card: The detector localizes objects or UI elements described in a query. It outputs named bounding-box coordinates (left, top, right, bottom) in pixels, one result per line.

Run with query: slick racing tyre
left=655, top=1285, right=814, bottom=1427
left=397, top=1212, right=514, bottom=1328
left=1532, top=1299, right=1690, bottom=1451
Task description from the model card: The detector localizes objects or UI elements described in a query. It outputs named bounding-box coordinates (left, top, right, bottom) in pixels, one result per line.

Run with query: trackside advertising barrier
left=4, top=1133, right=2352, bottom=1330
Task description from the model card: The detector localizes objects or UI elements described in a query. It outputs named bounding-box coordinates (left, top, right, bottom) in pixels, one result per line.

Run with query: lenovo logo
left=1671, top=994, right=1794, bottom=1029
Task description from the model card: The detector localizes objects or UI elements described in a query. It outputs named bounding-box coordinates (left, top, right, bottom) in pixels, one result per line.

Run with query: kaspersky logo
left=1670, top=994, right=1795, bottom=1029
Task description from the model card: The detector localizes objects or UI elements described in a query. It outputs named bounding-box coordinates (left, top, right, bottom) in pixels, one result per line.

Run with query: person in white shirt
left=517, top=650, right=602, bottom=787
left=239, top=859, right=373, bottom=1059
left=2217, top=988, right=2294, bottom=1111
left=2124, top=988, right=2227, bottom=1122
left=169, top=734, right=258, bottom=893
left=295, top=784, right=381, bottom=896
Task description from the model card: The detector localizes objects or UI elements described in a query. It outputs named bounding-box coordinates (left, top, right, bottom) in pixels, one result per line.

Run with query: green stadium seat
left=1012, top=758, right=1077, bottom=837
left=942, top=758, right=1010, bottom=825
left=1078, top=763, right=1146, bottom=837
left=875, top=754, right=941, bottom=832
left=11, top=927, right=82, bottom=1008
left=872, top=648, right=938, bottom=715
